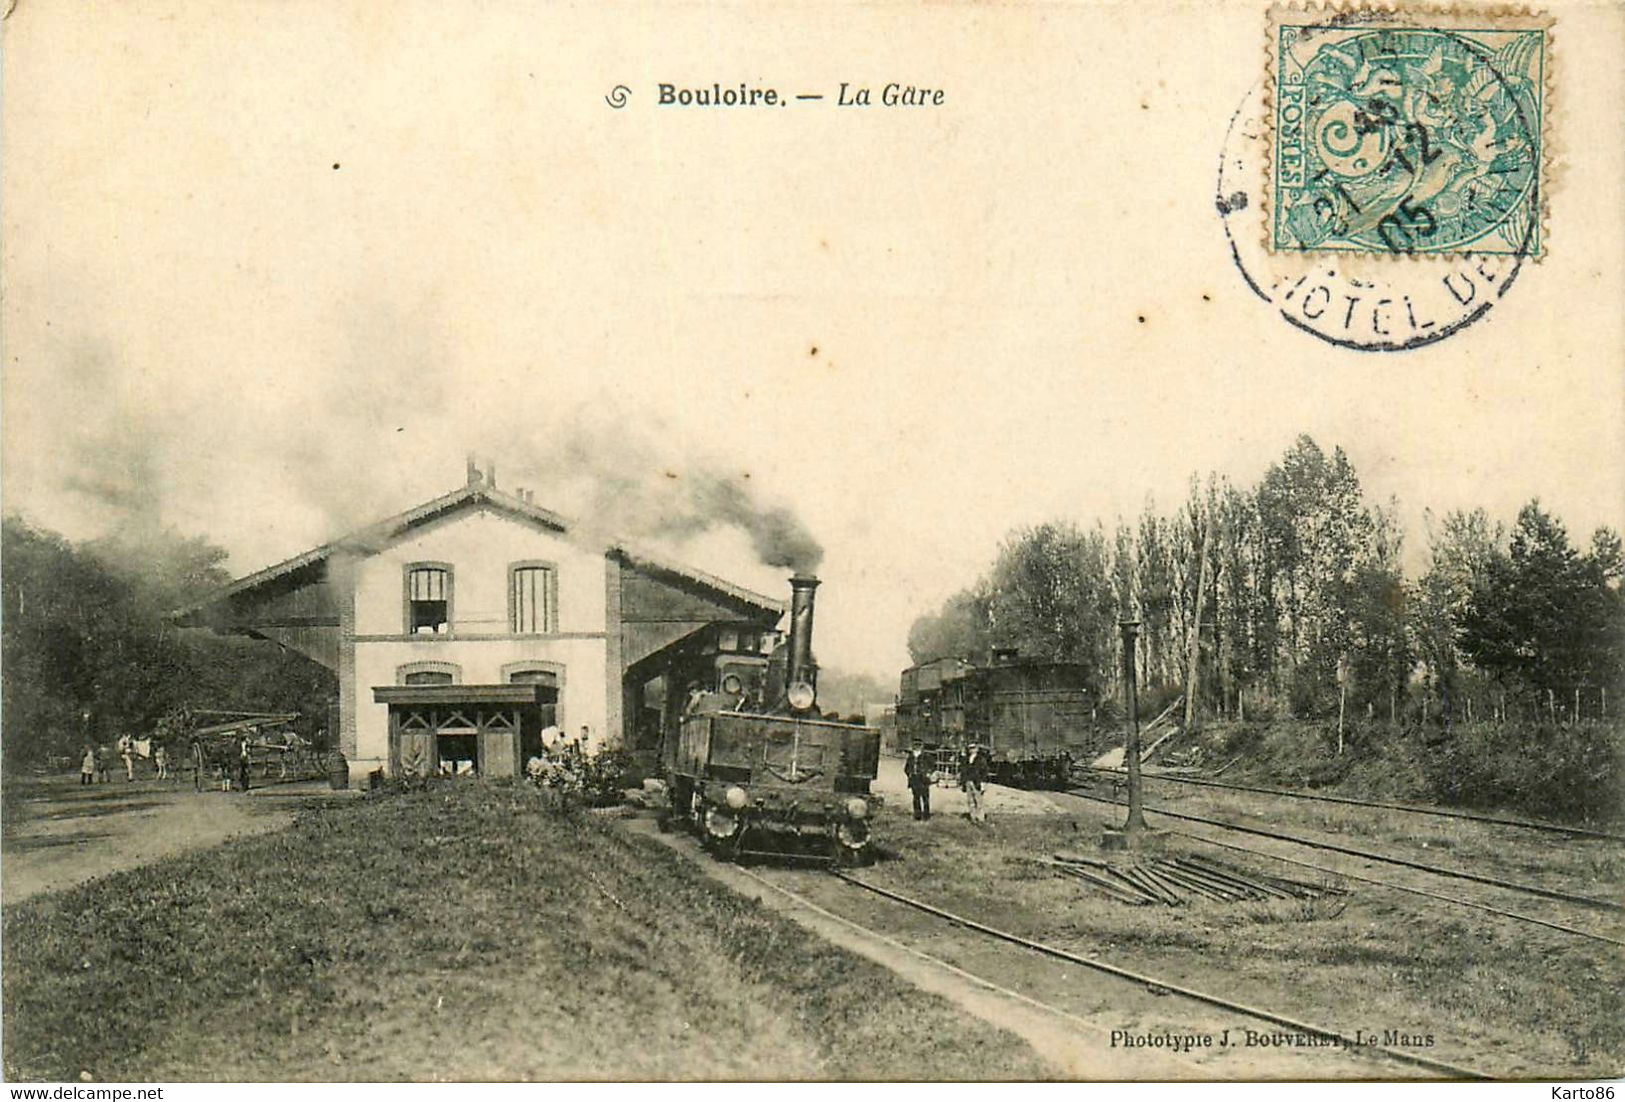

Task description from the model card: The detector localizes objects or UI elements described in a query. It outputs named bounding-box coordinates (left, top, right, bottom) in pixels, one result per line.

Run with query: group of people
left=78, top=735, right=169, bottom=785
left=902, top=739, right=991, bottom=824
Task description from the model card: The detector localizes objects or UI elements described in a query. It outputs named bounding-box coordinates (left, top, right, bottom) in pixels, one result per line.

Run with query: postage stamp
left=1267, top=6, right=1550, bottom=257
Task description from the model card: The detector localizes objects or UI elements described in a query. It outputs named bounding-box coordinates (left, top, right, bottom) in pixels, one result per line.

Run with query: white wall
left=350, top=637, right=609, bottom=772
left=343, top=507, right=613, bottom=776
left=352, top=507, right=606, bottom=636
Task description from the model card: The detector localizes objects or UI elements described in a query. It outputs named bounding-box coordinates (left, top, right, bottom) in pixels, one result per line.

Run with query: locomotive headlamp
left=725, top=785, right=749, bottom=810
left=787, top=681, right=816, bottom=711
left=844, top=798, right=869, bottom=821
left=704, top=807, right=739, bottom=839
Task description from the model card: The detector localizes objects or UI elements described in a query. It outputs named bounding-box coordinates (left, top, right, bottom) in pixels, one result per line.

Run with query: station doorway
left=373, top=684, right=555, bottom=778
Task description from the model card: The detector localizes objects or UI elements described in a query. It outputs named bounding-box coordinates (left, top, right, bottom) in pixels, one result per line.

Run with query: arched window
left=398, top=661, right=460, bottom=685
left=502, top=661, right=563, bottom=689
left=405, top=564, right=452, bottom=634
left=508, top=562, right=557, bottom=634
left=503, top=662, right=564, bottom=748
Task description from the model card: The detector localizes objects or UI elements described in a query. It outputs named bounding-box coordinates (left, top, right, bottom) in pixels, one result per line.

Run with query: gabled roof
left=611, top=543, right=785, bottom=616
left=175, top=480, right=784, bottom=618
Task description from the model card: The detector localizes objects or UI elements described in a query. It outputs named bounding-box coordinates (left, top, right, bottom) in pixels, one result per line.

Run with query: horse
left=125, top=737, right=181, bottom=781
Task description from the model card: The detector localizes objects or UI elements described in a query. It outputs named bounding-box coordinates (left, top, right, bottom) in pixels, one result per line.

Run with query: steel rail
left=1176, top=831, right=1625, bottom=948
left=1081, top=766, right=1625, bottom=843
left=728, top=865, right=1160, bottom=1050
left=829, top=871, right=1491, bottom=1081
left=1062, top=787, right=1625, bottom=913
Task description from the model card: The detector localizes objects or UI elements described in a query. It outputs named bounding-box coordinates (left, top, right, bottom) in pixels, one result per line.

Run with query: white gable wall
left=353, top=508, right=606, bottom=636
left=345, top=507, right=612, bottom=776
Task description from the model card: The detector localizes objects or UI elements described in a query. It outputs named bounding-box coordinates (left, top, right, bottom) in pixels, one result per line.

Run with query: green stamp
left=1270, top=12, right=1547, bottom=256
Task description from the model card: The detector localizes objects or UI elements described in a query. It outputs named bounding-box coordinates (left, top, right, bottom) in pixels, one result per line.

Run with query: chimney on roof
left=466, top=454, right=482, bottom=487
left=485, top=460, right=497, bottom=490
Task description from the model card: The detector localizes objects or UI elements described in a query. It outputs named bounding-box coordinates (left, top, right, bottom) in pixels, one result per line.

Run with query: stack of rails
left=1045, top=851, right=1349, bottom=907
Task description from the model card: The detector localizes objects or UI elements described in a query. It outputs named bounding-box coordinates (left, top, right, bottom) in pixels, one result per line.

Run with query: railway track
left=1173, top=831, right=1625, bottom=948
left=1081, top=766, right=1625, bottom=843
left=1062, top=786, right=1625, bottom=913
left=731, top=863, right=1494, bottom=1080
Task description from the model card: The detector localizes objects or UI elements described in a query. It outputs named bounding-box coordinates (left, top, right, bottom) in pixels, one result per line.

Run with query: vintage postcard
left=2, top=0, right=1621, bottom=1089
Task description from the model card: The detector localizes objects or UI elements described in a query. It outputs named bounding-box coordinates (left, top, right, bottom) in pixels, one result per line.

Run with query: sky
left=4, top=1, right=1622, bottom=684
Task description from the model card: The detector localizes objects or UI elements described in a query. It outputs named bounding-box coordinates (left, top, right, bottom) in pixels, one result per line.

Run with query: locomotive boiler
left=662, top=574, right=882, bottom=864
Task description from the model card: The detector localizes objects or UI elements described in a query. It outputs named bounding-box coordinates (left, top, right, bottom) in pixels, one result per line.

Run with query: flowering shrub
left=578, top=749, right=638, bottom=808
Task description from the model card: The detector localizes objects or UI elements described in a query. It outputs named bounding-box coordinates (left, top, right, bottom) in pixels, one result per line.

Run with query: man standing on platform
left=903, top=739, right=933, bottom=821
left=961, top=741, right=990, bottom=825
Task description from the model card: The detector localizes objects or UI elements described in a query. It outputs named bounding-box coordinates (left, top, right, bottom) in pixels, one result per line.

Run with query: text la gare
left=838, top=82, right=945, bottom=107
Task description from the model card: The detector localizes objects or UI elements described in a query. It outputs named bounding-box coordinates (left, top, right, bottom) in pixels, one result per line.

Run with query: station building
left=180, top=463, right=785, bottom=781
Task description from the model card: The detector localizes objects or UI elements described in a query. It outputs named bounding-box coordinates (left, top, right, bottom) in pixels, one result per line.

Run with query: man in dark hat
left=961, top=740, right=990, bottom=824
left=903, top=739, right=933, bottom=821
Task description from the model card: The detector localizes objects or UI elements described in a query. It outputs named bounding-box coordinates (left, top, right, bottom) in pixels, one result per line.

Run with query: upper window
left=509, top=563, right=557, bottom=634
left=406, top=565, right=451, bottom=634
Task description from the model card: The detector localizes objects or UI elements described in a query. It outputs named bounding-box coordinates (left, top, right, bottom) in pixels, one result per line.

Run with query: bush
left=1420, top=720, right=1625, bottom=825
left=579, top=749, right=639, bottom=808
left=1202, top=717, right=1625, bottom=825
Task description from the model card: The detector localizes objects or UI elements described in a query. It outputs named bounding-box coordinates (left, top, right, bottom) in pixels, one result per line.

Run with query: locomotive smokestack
left=785, top=573, right=820, bottom=707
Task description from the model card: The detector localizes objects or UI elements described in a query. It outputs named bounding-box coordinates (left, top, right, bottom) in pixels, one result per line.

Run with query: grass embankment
left=1172, top=719, right=1625, bottom=826
left=869, top=809, right=1625, bottom=1079
left=3, top=783, right=1049, bottom=1082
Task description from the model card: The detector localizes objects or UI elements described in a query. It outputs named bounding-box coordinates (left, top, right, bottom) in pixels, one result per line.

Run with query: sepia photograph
left=1, top=0, right=1621, bottom=1089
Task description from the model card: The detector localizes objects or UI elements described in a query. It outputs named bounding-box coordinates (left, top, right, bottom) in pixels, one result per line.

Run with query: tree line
left=1, top=517, right=336, bottom=771
left=908, top=435, right=1625, bottom=729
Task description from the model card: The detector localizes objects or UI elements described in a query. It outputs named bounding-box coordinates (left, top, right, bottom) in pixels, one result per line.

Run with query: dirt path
left=1, top=776, right=327, bottom=905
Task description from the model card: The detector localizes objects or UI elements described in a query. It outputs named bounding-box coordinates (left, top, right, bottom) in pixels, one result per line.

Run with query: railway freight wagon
left=663, top=574, right=882, bottom=864
left=897, top=651, right=1095, bottom=788
left=896, top=657, right=971, bottom=749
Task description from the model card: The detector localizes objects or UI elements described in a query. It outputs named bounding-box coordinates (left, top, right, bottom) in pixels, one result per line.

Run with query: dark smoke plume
left=514, top=418, right=825, bottom=575
left=8, top=307, right=824, bottom=581
left=669, top=471, right=824, bottom=572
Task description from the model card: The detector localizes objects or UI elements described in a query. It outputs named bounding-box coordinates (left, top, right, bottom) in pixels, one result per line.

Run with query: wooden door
left=478, top=709, right=520, bottom=778
left=390, top=707, right=439, bottom=777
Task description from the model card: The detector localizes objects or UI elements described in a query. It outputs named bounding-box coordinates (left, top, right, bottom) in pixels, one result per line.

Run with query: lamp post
left=1120, top=618, right=1147, bottom=836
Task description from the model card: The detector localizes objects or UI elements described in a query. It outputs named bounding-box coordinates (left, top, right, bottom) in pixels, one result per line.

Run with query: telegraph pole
left=1120, top=618, right=1147, bottom=835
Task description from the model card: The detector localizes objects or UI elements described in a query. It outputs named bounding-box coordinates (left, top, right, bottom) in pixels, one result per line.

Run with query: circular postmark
left=1219, top=23, right=1542, bottom=352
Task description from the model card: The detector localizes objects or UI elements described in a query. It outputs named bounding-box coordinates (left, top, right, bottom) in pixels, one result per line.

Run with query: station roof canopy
left=372, top=684, right=553, bottom=707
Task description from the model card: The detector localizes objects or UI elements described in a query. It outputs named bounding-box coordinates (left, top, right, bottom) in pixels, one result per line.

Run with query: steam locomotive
left=662, top=575, right=882, bottom=864
left=897, top=651, right=1097, bottom=788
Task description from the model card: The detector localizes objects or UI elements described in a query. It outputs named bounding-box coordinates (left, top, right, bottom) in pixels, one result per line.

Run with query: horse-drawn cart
left=154, top=708, right=321, bottom=790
